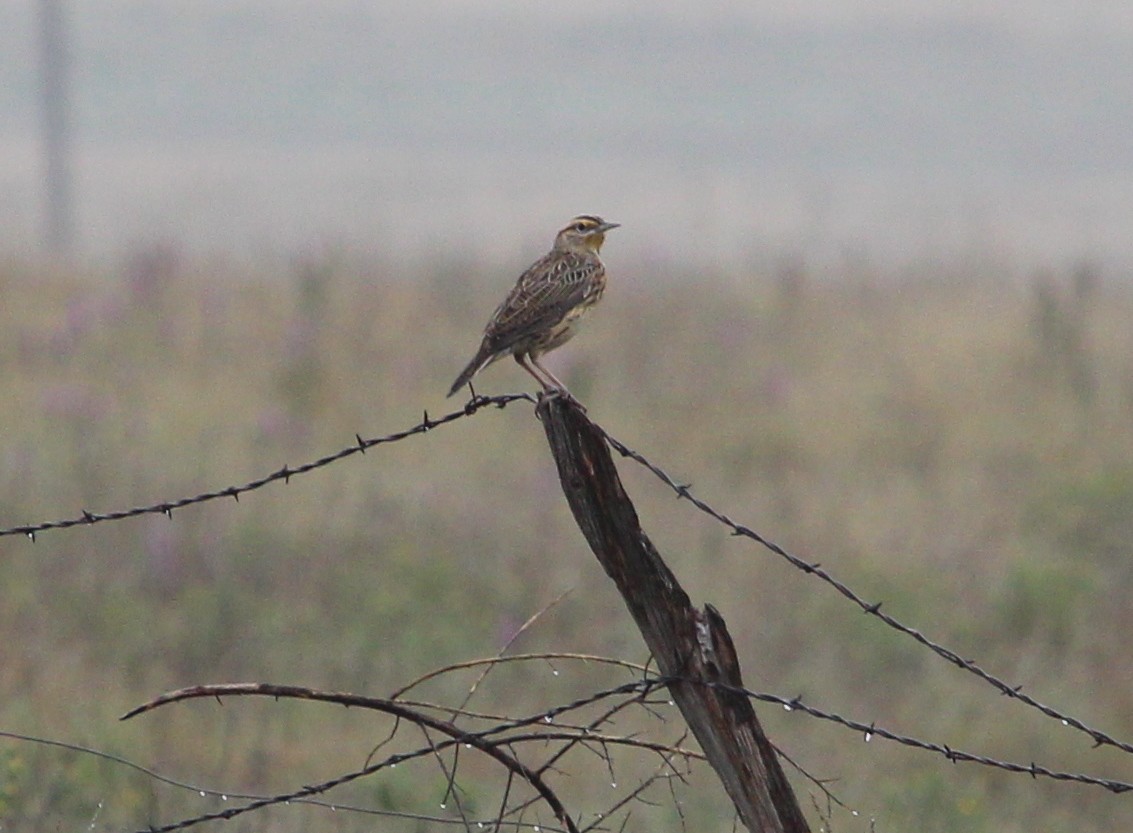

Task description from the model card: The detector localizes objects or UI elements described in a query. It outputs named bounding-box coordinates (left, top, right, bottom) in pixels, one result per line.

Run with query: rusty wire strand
left=0, top=393, right=534, bottom=540
left=593, top=423, right=1133, bottom=758
left=719, top=681, right=1133, bottom=794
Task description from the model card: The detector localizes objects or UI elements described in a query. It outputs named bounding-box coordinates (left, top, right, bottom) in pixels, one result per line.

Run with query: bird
left=447, top=214, right=619, bottom=398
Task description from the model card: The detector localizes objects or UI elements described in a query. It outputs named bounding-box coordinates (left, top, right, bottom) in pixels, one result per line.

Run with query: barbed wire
left=719, top=683, right=1133, bottom=794
left=4, top=387, right=1132, bottom=781
left=0, top=392, right=534, bottom=540
left=593, top=423, right=1133, bottom=759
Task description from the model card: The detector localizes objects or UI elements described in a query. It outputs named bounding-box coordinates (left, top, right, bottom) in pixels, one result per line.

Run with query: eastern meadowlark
left=447, top=214, right=619, bottom=398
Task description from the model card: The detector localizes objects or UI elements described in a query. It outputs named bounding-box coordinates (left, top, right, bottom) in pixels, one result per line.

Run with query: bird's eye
left=574, top=222, right=588, bottom=232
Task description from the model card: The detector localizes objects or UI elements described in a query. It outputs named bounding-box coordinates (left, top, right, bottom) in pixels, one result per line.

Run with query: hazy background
left=2, top=0, right=1133, bottom=270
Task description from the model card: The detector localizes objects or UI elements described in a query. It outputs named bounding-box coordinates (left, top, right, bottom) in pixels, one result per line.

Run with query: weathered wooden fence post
left=538, top=395, right=811, bottom=833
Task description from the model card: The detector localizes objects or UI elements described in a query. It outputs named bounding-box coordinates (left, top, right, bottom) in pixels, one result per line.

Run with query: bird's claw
left=539, top=386, right=587, bottom=413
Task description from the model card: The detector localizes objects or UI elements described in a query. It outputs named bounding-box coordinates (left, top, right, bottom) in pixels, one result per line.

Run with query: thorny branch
left=120, top=676, right=678, bottom=833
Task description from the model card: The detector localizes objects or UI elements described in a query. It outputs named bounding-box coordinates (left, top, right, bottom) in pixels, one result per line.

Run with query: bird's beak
left=597, top=222, right=620, bottom=233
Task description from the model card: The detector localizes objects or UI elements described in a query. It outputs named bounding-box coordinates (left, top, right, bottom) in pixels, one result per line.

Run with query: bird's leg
left=530, top=356, right=586, bottom=411
left=515, top=353, right=554, bottom=391
left=531, top=356, right=569, bottom=392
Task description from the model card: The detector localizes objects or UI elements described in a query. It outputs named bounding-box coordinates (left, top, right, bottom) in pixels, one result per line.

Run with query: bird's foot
left=538, top=386, right=587, bottom=413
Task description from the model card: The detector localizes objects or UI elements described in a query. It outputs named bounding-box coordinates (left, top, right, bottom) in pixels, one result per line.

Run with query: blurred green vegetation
left=2, top=249, right=1133, bottom=831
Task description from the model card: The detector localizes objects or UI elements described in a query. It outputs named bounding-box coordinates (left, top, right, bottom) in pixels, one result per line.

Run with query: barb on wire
left=592, top=422, right=1133, bottom=759
left=0, top=393, right=534, bottom=541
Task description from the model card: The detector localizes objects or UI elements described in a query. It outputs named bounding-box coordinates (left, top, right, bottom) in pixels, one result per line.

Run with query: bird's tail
left=447, top=345, right=495, bottom=398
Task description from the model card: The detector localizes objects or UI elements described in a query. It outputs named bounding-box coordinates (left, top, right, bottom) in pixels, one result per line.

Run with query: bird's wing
left=485, top=251, right=601, bottom=349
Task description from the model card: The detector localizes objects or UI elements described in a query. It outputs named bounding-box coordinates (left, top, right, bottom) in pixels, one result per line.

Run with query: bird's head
left=554, top=215, right=620, bottom=253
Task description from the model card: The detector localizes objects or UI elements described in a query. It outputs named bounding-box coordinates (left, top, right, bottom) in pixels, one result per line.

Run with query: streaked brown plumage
left=447, top=215, right=619, bottom=397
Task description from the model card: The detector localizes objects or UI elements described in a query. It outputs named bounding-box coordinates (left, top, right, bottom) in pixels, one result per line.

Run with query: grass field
left=2, top=249, right=1132, bottom=831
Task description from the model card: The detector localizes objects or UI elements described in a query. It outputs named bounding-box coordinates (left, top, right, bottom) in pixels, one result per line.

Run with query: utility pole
left=39, top=0, right=74, bottom=255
